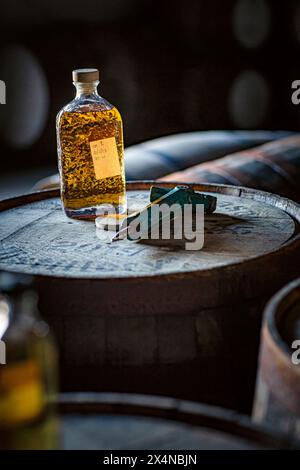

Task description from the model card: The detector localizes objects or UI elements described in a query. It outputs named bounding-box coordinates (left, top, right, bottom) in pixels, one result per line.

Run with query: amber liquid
left=0, top=297, right=59, bottom=450
left=57, top=104, right=126, bottom=219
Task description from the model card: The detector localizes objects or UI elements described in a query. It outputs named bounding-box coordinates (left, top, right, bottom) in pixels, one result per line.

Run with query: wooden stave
left=1, top=181, right=300, bottom=413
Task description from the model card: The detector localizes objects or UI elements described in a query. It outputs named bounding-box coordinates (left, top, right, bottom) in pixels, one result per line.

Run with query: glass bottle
left=0, top=273, right=59, bottom=450
left=56, top=68, right=127, bottom=219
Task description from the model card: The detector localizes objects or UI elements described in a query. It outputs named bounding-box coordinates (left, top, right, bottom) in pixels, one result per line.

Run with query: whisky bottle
left=56, top=68, right=127, bottom=219
left=0, top=273, right=59, bottom=449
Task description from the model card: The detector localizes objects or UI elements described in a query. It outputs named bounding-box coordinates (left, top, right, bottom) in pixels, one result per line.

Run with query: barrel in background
left=253, top=278, right=300, bottom=440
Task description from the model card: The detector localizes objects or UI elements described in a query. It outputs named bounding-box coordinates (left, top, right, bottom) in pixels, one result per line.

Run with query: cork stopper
left=72, top=68, right=99, bottom=83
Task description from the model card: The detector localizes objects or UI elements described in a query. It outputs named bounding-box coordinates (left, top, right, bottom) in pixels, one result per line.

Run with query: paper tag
left=90, top=137, right=121, bottom=180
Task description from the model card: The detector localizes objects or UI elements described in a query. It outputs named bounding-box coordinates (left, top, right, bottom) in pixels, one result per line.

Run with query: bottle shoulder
left=56, top=99, right=122, bottom=132
left=57, top=95, right=115, bottom=115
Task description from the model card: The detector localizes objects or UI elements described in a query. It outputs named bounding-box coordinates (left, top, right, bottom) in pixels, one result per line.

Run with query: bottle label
left=0, top=360, right=44, bottom=427
left=90, top=137, right=121, bottom=180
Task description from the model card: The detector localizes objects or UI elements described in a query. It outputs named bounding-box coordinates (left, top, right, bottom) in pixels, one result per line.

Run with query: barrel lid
left=0, top=183, right=298, bottom=279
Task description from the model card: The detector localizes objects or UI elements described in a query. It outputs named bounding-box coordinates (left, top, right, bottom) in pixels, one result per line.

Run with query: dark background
left=0, top=0, right=300, bottom=173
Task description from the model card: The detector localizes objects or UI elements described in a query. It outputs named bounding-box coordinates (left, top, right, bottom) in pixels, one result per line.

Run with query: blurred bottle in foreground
left=0, top=272, right=59, bottom=449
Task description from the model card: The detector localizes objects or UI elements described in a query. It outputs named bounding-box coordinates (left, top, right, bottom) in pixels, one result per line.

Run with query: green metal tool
left=111, top=185, right=217, bottom=242
left=150, top=185, right=217, bottom=214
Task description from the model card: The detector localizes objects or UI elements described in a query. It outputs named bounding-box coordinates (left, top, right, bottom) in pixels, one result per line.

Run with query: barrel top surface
left=0, top=183, right=297, bottom=279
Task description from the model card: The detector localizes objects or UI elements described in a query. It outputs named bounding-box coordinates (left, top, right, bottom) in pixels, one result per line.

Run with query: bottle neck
left=0, top=295, right=10, bottom=339
left=74, top=81, right=100, bottom=99
left=0, top=291, right=37, bottom=339
left=9, top=290, right=39, bottom=321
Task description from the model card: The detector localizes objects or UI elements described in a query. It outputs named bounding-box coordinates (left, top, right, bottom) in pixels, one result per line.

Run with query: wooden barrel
left=60, top=392, right=297, bottom=450
left=161, top=135, right=300, bottom=203
left=253, top=278, right=300, bottom=439
left=1, top=182, right=300, bottom=413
